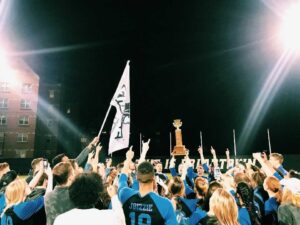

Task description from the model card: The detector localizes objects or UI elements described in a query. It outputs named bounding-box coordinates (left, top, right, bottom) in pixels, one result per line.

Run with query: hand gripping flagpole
left=97, top=105, right=112, bottom=138
left=267, top=129, right=272, bottom=154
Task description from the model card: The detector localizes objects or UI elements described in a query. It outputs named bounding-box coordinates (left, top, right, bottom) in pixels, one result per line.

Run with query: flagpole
left=233, top=129, right=237, bottom=166
left=140, top=133, right=142, bottom=156
left=169, top=132, right=172, bottom=156
left=267, top=129, right=272, bottom=154
left=200, top=131, right=203, bottom=148
left=97, top=104, right=112, bottom=138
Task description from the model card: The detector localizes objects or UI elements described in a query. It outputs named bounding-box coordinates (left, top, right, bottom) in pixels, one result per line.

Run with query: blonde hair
left=1, top=179, right=27, bottom=217
left=209, top=188, right=239, bottom=225
left=270, top=153, right=284, bottom=164
left=282, top=188, right=300, bottom=208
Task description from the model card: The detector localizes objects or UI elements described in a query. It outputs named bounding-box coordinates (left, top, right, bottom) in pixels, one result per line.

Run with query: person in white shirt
left=53, top=172, right=125, bottom=225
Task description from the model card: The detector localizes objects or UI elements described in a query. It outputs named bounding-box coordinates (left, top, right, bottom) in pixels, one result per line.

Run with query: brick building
left=0, top=59, right=39, bottom=158
left=34, top=83, right=61, bottom=159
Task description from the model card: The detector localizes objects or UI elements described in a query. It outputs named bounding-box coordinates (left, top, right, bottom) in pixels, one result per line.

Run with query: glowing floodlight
left=279, top=3, right=300, bottom=51
left=0, top=48, right=19, bottom=86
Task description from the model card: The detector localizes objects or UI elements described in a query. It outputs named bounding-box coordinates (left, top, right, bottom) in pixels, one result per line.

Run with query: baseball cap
left=280, top=177, right=300, bottom=194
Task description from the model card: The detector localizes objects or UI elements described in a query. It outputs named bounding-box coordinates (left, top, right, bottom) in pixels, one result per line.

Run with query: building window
left=0, top=132, right=4, bottom=142
left=0, top=115, right=7, bottom=125
left=49, top=90, right=55, bottom=98
left=19, top=116, right=29, bottom=126
left=0, top=82, right=9, bottom=92
left=20, top=99, right=30, bottom=109
left=0, top=99, right=8, bottom=109
left=22, top=83, right=33, bottom=93
left=17, top=133, right=28, bottom=143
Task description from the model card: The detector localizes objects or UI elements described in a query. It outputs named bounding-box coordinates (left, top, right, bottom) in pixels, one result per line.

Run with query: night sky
left=2, top=0, right=300, bottom=156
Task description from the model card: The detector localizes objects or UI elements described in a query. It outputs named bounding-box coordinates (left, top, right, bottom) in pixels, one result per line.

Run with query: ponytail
left=237, top=182, right=262, bottom=225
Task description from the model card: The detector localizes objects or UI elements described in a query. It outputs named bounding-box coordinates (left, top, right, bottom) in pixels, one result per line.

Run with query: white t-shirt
left=53, top=196, right=125, bottom=225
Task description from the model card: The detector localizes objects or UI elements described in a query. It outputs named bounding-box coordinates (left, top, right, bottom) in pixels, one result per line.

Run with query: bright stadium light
left=279, top=3, right=300, bottom=51
left=0, top=48, right=19, bottom=86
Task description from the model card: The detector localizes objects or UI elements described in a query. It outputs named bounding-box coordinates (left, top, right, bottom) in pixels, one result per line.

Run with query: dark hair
left=203, top=181, right=222, bottom=211
left=250, top=165, right=260, bottom=172
left=97, top=182, right=111, bottom=209
left=168, top=176, right=184, bottom=196
left=289, top=170, right=300, bottom=179
left=236, top=182, right=261, bottom=225
left=137, top=161, right=154, bottom=183
left=69, top=172, right=103, bottom=209
left=52, top=162, right=73, bottom=185
left=0, top=170, right=17, bottom=191
left=52, top=154, right=66, bottom=167
left=36, top=172, right=48, bottom=187
left=251, top=171, right=266, bottom=187
left=116, top=163, right=124, bottom=172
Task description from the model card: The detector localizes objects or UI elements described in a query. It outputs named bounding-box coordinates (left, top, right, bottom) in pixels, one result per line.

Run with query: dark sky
left=2, top=0, right=300, bottom=156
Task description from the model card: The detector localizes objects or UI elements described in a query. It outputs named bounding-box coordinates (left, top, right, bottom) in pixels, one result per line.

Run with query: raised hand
left=126, top=146, right=134, bottom=161
left=198, top=146, right=203, bottom=155
left=89, top=136, right=99, bottom=147
left=107, top=185, right=117, bottom=198
left=210, top=146, right=216, bottom=156
left=96, top=144, right=102, bottom=153
left=106, top=158, right=112, bottom=168
left=142, top=139, right=151, bottom=153
left=252, top=152, right=262, bottom=160
left=169, top=155, right=176, bottom=169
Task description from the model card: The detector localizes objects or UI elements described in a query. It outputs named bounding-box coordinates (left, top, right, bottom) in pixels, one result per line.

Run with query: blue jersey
left=176, top=197, right=198, bottom=217
left=118, top=173, right=178, bottom=225
left=189, top=207, right=207, bottom=225
left=1, top=196, right=44, bottom=225
left=238, top=207, right=251, bottom=225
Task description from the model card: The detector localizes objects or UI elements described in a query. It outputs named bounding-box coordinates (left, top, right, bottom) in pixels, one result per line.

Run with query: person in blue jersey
left=189, top=177, right=208, bottom=225
left=167, top=176, right=198, bottom=224
left=263, top=176, right=282, bottom=225
left=118, top=148, right=178, bottom=225
left=0, top=179, right=44, bottom=225
left=236, top=182, right=261, bottom=225
left=252, top=153, right=283, bottom=181
left=250, top=171, right=269, bottom=217
left=269, top=153, right=288, bottom=178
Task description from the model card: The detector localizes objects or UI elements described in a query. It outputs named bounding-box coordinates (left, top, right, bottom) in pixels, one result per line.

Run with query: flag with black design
left=108, top=61, right=130, bottom=154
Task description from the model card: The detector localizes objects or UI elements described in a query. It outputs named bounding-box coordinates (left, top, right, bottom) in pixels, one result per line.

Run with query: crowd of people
left=0, top=136, right=299, bottom=225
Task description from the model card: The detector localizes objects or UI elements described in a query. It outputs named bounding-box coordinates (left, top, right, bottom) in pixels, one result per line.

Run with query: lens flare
left=279, top=3, right=300, bottom=51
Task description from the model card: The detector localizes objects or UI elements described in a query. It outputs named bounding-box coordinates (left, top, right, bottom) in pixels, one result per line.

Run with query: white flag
left=108, top=61, right=130, bottom=154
